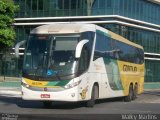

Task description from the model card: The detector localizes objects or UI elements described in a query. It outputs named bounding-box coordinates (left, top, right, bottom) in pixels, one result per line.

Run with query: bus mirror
left=75, top=39, right=89, bottom=58
left=15, top=40, right=26, bottom=58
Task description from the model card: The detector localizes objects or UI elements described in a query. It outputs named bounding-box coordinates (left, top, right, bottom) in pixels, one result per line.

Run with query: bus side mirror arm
left=75, top=39, right=89, bottom=58
left=15, top=40, right=26, bottom=58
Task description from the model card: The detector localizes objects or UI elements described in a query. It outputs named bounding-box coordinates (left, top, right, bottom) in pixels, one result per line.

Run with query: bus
left=15, top=23, right=144, bottom=107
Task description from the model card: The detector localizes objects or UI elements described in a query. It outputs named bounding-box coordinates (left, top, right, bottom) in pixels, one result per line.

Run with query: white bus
left=15, top=23, right=144, bottom=107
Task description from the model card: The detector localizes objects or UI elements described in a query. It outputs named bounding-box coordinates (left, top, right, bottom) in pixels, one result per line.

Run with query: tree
left=0, top=0, right=18, bottom=51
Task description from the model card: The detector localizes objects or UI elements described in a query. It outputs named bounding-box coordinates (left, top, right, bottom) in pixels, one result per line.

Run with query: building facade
left=0, top=0, right=160, bottom=83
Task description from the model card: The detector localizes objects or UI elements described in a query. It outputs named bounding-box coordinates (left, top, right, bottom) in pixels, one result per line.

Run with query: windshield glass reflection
left=23, top=34, right=79, bottom=80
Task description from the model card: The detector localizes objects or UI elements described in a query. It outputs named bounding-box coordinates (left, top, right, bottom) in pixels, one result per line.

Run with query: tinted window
left=94, top=31, right=144, bottom=64
left=94, top=32, right=113, bottom=59
left=94, top=32, right=121, bottom=60
left=116, top=40, right=144, bottom=64
left=77, top=31, right=95, bottom=74
left=78, top=44, right=90, bottom=73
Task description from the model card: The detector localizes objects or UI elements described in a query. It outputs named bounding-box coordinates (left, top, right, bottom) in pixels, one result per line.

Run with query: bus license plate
left=41, top=94, right=50, bottom=98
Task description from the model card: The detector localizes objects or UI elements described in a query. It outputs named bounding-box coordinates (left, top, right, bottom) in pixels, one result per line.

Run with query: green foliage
left=0, top=0, right=18, bottom=50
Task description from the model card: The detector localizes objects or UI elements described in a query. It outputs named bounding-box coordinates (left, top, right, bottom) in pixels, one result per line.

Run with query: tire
left=133, top=84, right=138, bottom=100
left=43, top=101, right=52, bottom=108
left=86, top=85, right=98, bottom=107
left=124, top=85, right=134, bottom=102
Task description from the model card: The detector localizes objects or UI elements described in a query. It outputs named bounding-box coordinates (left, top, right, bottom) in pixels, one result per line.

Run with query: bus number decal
left=32, top=81, right=43, bottom=86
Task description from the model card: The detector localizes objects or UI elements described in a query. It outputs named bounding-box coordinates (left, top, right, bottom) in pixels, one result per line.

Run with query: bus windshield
left=23, top=34, right=79, bottom=80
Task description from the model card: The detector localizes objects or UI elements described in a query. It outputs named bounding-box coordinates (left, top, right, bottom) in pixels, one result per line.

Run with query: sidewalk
left=144, top=82, right=160, bottom=89
left=0, top=87, right=21, bottom=98
left=144, top=89, right=160, bottom=95
left=0, top=81, right=21, bottom=87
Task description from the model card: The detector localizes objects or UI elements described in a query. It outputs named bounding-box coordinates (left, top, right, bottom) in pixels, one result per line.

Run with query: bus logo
left=123, top=65, right=137, bottom=72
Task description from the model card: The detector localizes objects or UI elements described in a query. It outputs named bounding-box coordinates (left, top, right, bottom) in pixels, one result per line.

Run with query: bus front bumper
left=21, top=86, right=80, bottom=102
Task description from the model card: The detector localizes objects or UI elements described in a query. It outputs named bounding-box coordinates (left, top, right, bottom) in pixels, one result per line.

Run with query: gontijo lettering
left=123, top=65, right=137, bottom=72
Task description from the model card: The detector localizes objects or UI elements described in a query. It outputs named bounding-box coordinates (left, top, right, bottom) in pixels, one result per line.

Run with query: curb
left=143, top=89, right=160, bottom=97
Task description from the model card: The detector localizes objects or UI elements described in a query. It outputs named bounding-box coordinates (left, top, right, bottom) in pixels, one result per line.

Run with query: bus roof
left=30, top=23, right=143, bottom=49
left=30, top=23, right=96, bottom=34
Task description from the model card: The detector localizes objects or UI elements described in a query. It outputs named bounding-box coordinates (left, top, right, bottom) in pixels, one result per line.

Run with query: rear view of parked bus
left=16, top=24, right=144, bottom=107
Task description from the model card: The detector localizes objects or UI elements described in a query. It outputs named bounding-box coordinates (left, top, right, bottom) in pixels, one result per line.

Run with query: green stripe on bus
left=46, top=80, right=70, bottom=86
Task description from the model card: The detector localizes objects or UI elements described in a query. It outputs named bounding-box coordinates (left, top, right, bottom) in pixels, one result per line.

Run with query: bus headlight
left=21, top=82, right=30, bottom=88
left=64, top=80, right=81, bottom=89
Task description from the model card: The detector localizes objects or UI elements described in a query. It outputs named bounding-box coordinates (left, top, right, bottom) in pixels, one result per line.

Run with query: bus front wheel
left=86, top=85, right=98, bottom=107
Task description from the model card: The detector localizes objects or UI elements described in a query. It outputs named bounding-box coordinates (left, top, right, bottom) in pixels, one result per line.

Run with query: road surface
left=0, top=90, right=159, bottom=120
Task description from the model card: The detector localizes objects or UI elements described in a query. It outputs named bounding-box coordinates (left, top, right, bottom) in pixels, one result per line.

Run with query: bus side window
left=78, top=45, right=90, bottom=73
left=94, top=32, right=115, bottom=61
